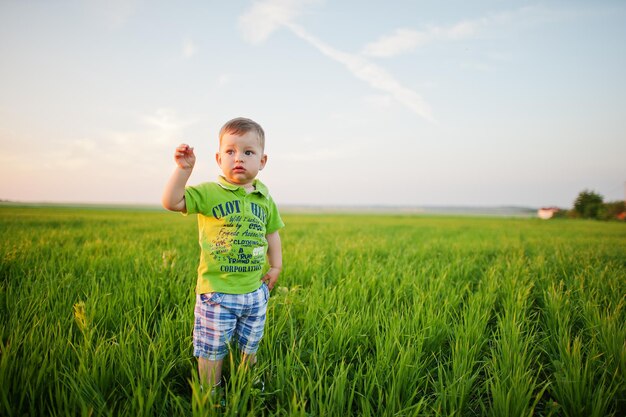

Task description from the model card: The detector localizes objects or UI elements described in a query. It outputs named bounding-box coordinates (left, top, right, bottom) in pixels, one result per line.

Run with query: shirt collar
left=217, top=176, right=269, bottom=198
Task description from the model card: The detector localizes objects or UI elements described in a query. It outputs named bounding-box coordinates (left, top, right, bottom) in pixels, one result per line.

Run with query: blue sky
left=1, top=0, right=625, bottom=208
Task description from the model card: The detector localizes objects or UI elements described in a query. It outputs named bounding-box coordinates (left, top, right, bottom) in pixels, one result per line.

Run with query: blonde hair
left=219, top=117, right=265, bottom=149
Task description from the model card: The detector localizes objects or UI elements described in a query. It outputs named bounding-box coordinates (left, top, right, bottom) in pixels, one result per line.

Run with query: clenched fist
left=174, top=143, right=196, bottom=170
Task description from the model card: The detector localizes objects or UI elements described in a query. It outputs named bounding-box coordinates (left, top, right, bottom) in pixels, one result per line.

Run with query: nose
left=235, top=153, right=244, bottom=162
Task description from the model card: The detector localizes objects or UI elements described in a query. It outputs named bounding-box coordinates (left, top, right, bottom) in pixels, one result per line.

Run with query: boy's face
left=216, top=130, right=267, bottom=187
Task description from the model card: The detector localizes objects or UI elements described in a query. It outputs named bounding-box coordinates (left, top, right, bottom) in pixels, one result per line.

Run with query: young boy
left=162, top=117, right=284, bottom=394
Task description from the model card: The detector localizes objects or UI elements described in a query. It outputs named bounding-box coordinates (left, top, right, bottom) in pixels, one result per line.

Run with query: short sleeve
left=184, top=183, right=210, bottom=215
left=266, top=195, right=285, bottom=234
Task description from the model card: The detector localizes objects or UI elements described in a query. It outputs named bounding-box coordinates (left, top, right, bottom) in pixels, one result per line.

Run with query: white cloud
left=285, top=22, right=433, bottom=121
left=71, top=138, right=97, bottom=152
left=217, top=73, right=233, bottom=87
left=84, top=0, right=139, bottom=29
left=182, top=38, right=197, bottom=58
left=275, top=148, right=342, bottom=161
left=362, top=20, right=484, bottom=58
left=0, top=108, right=200, bottom=179
left=360, top=7, right=564, bottom=58
left=239, top=0, right=433, bottom=121
left=141, top=108, right=200, bottom=133
left=362, top=28, right=432, bottom=58
left=238, top=0, right=320, bottom=44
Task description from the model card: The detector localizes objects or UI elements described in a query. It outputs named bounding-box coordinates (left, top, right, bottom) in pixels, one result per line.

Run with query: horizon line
left=0, top=200, right=542, bottom=215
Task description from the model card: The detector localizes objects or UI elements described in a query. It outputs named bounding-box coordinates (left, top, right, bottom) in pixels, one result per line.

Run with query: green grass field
left=1, top=206, right=625, bottom=416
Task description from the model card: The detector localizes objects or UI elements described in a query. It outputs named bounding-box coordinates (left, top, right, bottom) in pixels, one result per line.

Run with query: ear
left=259, top=154, right=268, bottom=170
left=215, top=152, right=221, bottom=167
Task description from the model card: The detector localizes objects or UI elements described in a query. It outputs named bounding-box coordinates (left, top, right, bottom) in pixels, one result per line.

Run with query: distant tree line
left=552, top=190, right=625, bottom=220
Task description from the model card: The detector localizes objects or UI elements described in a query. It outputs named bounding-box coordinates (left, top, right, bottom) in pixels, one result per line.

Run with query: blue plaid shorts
left=193, top=283, right=270, bottom=360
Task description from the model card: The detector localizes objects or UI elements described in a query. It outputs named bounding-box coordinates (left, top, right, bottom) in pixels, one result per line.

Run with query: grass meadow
left=1, top=206, right=625, bottom=416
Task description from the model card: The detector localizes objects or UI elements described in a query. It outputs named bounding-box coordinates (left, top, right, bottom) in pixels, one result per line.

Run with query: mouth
left=233, top=166, right=246, bottom=173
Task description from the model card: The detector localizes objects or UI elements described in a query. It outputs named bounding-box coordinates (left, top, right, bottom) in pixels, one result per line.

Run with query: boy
left=162, top=117, right=284, bottom=395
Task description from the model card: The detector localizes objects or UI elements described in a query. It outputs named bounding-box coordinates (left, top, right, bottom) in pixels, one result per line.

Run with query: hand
left=174, top=144, right=196, bottom=170
left=261, top=267, right=281, bottom=291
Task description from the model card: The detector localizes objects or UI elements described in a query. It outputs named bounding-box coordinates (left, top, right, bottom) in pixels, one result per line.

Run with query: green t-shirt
left=184, top=176, right=284, bottom=294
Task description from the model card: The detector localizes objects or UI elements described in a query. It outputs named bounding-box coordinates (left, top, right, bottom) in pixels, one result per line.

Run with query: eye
left=245, top=150, right=254, bottom=156
left=225, top=149, right=234, bottom=155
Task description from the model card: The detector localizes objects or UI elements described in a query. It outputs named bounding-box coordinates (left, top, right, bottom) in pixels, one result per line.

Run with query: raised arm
left=162, top=144, right=195, bottom=212
left=262, top=231, right=282, bottom=290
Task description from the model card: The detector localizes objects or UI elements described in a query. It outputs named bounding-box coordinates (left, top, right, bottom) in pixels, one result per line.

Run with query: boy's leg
left=236, top=285, right=268, bottom=361
left=199, top=357, right=226, bottom=408
left=194, top=293, right=234, bottom=392
left=241, top=352, right=257, bottom=367
left=241, top=352, right=264, bottom=391
left=198, top=357, right=223, bottom=388
left=236, top=284, right=269, bottom=391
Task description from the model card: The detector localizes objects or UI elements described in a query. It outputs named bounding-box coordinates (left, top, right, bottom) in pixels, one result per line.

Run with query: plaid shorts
left=193, top=283, right=270, bottom=360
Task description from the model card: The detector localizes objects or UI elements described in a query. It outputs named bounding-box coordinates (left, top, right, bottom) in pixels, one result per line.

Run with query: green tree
left=573, top=190, right=604, bottom=219
left=599, top=200, right=626, bottom=220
